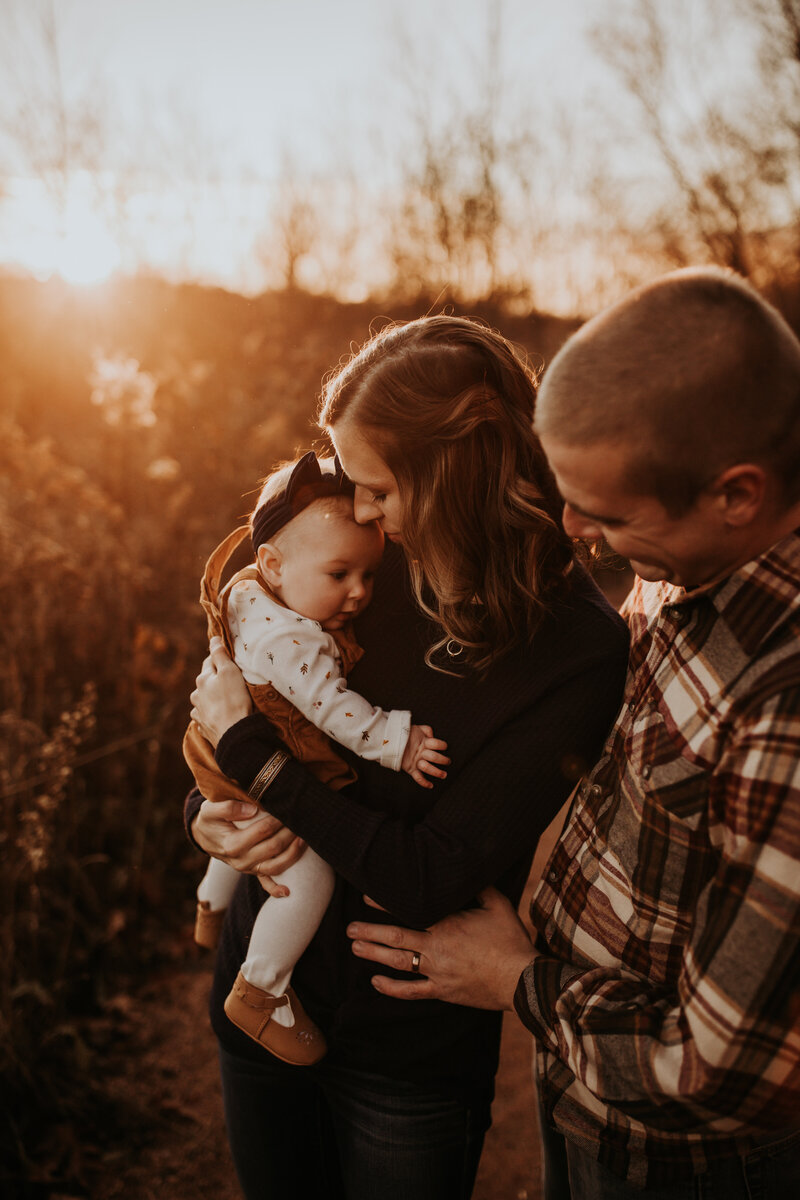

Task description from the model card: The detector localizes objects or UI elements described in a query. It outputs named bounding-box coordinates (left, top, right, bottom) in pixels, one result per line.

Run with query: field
left=0, top=274, right=585, bottom=1195
left=8, top=269, right=796, bottom=1196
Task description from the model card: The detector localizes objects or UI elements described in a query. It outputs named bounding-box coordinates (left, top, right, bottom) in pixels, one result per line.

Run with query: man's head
left=535, top=268, right=800, bottom=587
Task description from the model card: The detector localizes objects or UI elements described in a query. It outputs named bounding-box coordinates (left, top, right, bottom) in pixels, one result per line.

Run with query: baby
left=184, top=452, right=447, bottom=1066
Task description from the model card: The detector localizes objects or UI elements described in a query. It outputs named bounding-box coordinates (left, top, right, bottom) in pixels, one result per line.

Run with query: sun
left=53, top=196, right=122, bottom=286
left=4, top=175, right=122, bottom=286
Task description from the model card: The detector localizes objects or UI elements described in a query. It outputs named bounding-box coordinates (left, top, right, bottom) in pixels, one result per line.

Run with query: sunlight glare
left=54, top=198, right=121, bottom=286
left=3, top=175, right=121, bottom=287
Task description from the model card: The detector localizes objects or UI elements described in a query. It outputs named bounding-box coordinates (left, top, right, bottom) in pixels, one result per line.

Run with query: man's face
left=540, top=434, right=728, bottom=589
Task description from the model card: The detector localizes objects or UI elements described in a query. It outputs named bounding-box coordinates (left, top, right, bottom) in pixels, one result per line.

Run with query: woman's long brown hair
left=319, top=315, right=574, bottom=673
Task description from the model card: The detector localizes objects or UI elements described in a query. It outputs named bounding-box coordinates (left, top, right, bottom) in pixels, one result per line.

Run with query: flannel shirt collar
left=667, top=528, right=800, bottom=658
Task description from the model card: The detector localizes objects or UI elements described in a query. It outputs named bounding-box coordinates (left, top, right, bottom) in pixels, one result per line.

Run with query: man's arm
left=518, top=690, right=800, bottom=1133
left=347, top=886, right=538, bottom=1010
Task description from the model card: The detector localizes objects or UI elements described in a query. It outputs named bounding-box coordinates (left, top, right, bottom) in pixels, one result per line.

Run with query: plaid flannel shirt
left=515, top=530, right=800, bottom=1186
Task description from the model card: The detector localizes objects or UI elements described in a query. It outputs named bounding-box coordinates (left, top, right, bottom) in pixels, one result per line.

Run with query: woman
left=186, top=316, right=629, bottom=1200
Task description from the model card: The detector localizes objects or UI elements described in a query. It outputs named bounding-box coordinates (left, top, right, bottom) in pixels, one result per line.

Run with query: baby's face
left=275, top=508, right=385, bottom=630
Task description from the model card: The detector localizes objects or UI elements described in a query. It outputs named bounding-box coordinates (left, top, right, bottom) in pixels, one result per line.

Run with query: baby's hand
left=402, top=724, right=450, bottom=789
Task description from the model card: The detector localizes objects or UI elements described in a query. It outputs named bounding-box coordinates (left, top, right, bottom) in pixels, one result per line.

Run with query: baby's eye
left=330, top=571, right=346, bottom=581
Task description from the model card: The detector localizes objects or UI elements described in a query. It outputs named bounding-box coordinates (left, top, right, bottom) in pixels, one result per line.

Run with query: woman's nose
left=353, top=487, right=380, bottom=524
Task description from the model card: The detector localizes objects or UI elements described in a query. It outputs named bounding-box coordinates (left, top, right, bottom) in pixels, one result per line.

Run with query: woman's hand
left=190, top=636, right=253, bottom=748
left=347, top=887, right=537, bottom=1010
left=191, top=795, right=307, bottom=897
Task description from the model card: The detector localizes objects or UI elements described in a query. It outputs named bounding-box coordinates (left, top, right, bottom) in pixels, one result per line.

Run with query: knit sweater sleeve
left=215, top=657, right=624, bottom=928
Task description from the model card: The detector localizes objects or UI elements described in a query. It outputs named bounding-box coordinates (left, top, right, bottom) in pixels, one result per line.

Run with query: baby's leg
left=197, top=856, right=240, bottom=911
left=241, top=850, right=335, bottom=1028
left=197, top=809, right=272, bottom=909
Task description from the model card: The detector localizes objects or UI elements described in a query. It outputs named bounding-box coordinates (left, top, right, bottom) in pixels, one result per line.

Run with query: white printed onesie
left=225, top=576, right=411, bottom=767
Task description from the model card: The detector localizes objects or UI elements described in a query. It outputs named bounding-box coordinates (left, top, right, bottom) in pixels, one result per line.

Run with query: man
left=347, top=268, right=800, bottom=1197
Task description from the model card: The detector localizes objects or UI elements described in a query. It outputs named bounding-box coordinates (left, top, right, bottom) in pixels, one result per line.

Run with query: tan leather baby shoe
left=194, top=900, right=226, bottom=949
left=224, top=972, right=327, bottom=1066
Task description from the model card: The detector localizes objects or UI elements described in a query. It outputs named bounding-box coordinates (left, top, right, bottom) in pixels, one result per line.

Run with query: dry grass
left=0, top=270, right=751, bottom=1192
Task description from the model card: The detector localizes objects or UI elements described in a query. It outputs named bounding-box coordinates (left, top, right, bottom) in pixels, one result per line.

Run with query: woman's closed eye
left=371, top=493, right=386, bottom=504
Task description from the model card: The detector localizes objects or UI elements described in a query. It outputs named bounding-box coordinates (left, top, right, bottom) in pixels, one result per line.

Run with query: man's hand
left=191, top=796, right=306, bottom=897
left=190, top=636, right=253, bottom=748
left=347, top=887, right=536, bottom=1010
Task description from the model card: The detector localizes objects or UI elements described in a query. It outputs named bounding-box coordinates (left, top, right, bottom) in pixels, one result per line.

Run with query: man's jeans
left=538, top=1110, right=800, bottom=1200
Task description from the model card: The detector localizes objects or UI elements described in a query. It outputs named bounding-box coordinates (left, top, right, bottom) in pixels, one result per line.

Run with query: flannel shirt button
left=547, top=866, right=560, bottom=884
left=642, top=764, right=652, bottom=779
left=628, top=700, right=636, bottom=712
left=591, top=783, right=602, bottom=797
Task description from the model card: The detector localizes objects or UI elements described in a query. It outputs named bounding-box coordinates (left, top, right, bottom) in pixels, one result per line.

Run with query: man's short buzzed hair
left=535, top=267, right=800, bottom=515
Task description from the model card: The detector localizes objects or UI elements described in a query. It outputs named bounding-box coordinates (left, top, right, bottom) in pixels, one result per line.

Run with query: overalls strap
left=199, top=525, right=256, bottom=654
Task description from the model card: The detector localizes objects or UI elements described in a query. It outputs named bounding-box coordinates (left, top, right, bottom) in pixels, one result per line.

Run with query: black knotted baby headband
left=251, top=451, right=354, bottom=552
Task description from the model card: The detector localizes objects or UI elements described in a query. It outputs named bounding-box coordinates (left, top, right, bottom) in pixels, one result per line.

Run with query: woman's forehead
left=330, top=424, right=394, bottom=489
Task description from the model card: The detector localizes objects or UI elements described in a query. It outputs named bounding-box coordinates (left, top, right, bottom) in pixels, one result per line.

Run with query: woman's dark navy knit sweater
left=185, top=543, right=629, bottom=1100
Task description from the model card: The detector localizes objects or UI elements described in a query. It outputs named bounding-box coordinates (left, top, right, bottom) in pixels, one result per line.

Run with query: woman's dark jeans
left=219, top=1044, right=492, bottom=1200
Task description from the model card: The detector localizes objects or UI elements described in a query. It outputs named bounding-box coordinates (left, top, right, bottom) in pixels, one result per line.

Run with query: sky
left=0, top=0, right=767, bottom=307
left=32, top=0, right=606, bottom=173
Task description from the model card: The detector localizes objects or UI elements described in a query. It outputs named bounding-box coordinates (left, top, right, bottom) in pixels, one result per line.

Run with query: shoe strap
left=233, top=976, right=290, bottom=1010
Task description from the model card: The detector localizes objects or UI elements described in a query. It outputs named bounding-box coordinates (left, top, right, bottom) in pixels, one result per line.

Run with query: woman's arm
left=184, top=782, right=307, bottom=886
left=189, top=638, right=253, bottom=748
left=212, top=656, right=625, bottom=927
left=185, top=644, right=306, bottom=887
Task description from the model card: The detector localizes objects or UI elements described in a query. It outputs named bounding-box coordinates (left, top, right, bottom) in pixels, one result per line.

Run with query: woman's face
left=330, top=422, right=405, bottom=543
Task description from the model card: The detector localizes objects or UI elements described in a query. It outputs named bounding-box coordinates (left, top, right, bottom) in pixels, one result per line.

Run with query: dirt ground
left=85, top=963, right=540, bottom=1200
left=82, top=820, right=564, bottom=1200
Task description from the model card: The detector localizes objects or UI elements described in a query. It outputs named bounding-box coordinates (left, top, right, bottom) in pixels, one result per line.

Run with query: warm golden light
left=54, top=215, right=121, bottom=286
left=7, top=177, right=121, bottom=287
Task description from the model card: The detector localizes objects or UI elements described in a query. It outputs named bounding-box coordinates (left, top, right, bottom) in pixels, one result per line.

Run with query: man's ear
left=711, top=464, right=767, bottom=527
left=257, top=542, right=283, bottom=588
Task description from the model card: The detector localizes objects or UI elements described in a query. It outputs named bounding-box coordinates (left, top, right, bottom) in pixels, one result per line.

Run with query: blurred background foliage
left=0, top=277, right=583, bottom=1190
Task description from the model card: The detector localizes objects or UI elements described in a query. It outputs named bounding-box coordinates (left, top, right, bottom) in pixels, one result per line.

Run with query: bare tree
left=266, top=151, right=321, bottom=292
left=381, top=0, right=543, bottom=305
left=1, top=0, right=110, bottom=225
left=591, top=0, right=800, bottom=283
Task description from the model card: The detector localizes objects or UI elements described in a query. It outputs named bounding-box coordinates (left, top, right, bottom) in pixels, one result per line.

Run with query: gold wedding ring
left=410, top=950, right=422, bottom=973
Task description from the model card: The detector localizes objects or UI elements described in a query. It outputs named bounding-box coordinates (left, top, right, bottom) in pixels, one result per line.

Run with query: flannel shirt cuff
left=514, top=956, right=583, bottom=1052
left=215, top=713, right=286, bottom=791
